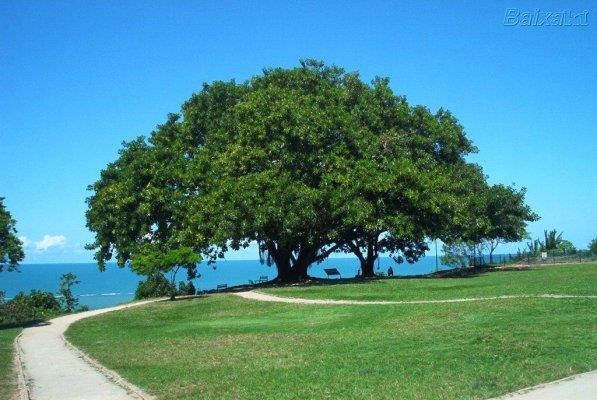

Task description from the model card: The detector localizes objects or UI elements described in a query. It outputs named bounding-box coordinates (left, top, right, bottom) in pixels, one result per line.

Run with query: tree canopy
left=185, top=62, right=352, bottom=280
left=86, top=60, right=538, bottom=282
left=85, top=115, right=201, bottom=294
left=328, top=76, right=483, bottom=275
left=589, top=237, right=597, bottom=255
left=0, top=197, right=24, bottom=272
left=442, top=183, right=539, bottom=265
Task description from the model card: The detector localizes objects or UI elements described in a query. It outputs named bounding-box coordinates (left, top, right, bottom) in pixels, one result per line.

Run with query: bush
left=135, top=273, right=174, bottom=299
left=0, top=289, right=61, bottom=325
left=177, top=281, right=196, bottom=296
left=25, top=290, right=61, bottom=314
left=0, top=273, right=86, bottom=325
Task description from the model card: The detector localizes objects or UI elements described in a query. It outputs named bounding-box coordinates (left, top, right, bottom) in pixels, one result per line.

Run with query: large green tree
left=87, top=60, right=537, bottom=282
left=191, top=64, right=497, bottom=279
left=329, top=74, right=483, bottom=276
left=0, top=197, right=24, bottom=272
left=443, top=183, right=538, bottom=265
left=482, top=185, right=539, bottom=262
left=187, top=61, right=353, bottom=281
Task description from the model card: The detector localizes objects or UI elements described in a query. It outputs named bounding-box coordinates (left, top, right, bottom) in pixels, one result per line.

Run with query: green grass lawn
left=0, top=327, right=21, bottom=400
left=263, top=263, right=597, bottom=301
left=66, top=264, right=597, bottom=400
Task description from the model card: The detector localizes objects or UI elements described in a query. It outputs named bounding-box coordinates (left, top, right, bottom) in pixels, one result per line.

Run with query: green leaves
left=130, top=245, right=201, bottom=276
left=186, top=62, right=361, bottom=280
left=0, top=197, right=24, bottom=273
left=59, top=273, right=80, bottom=313
left=86, top=60, right=537, bottom=281
left=86, top=118, right=203, bottom=276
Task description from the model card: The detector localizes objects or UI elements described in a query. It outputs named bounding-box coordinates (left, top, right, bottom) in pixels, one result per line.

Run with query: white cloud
left=19, top=236, right=32, bottom=248
left=35, top=234, right=67, bottom=251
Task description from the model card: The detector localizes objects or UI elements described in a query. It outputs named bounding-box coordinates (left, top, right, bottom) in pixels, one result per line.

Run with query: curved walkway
left=16, top=299, right=162, bottom=400
left=234, top=290, right=597, bottom=305
left=488, top=370, right=597, bottom=399
left=14, top=291, right=597, bottom=400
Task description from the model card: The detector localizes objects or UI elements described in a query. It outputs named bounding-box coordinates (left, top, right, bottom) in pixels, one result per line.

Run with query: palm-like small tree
left=543, top=229, right=563, bottom=251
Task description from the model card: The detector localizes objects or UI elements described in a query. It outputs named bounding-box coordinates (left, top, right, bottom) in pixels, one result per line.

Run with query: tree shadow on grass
left=0, top=319, right=51, bottom=331
left=429, top=265, right=534, bottom=278
left=169, top=294, right=207, bottom=302
left=207, top=264, right=538, bottom=294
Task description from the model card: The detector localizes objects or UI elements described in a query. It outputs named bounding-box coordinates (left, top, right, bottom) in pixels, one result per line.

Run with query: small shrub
left=27, top=290, right=61, bottom=317
left=188, top=281, right=196, bottom=295
left=178, top=281, right=196, bottom=296
left=0, top=273, right=85, bottom=325
left=0, top=290, right=61, bottom=324
left=135, top=273, right=174, bottom=299
left=0, top=298, right=29, bottom=324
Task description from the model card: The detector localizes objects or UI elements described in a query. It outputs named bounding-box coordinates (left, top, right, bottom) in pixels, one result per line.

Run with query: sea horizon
left=0, top=254, right=471, bottom=309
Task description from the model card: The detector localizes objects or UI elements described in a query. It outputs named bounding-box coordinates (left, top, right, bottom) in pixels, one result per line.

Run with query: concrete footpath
left=16, top=299, right=160, bottom=400
left=489, top=370, right=597, bottom=399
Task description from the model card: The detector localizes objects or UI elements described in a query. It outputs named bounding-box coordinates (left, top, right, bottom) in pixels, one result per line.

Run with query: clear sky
left=1, top=1, right=595, bottom=263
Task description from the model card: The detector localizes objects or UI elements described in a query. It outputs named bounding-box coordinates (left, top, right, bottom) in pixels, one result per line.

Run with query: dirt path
left=16, top=299, right=162, bottom=400
left=234, top=290, right=597, bottom=305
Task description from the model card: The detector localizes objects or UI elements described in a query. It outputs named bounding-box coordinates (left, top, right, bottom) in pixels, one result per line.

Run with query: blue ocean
left=1, top=255, right=452, bottom=309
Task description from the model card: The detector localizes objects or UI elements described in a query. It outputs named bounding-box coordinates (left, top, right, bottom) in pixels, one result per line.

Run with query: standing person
left=387, top=266, right=394, bottom=277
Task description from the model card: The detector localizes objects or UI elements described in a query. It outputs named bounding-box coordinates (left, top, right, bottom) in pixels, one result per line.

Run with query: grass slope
left=66, top=264, right=597, bottom=400
left=263, top=264, right=597, bottom=301
left=0, top=327, right=21, bottom=400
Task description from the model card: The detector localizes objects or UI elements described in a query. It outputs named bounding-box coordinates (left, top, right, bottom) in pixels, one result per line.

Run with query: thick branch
left=347, top=240, right=366, bottom=264
left=313, top=243, right=341, bottom=263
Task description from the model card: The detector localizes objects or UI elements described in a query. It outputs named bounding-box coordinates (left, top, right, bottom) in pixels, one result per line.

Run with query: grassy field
left=263, top=263, right=597, bottom=301
left=0, top=327, right=21, bottom=400
left=66, top=264, right=597, bottom=400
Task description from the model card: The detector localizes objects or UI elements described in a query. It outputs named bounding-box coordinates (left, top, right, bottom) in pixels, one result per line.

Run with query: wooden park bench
left=258, top=276, right=269, bottom=283
left=216, top=284, right=227, bottom=292
left=324, top=268, right=341, bottom=279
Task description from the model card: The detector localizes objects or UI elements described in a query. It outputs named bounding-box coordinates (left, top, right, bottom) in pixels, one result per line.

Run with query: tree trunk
left=169, top=268, right=179, bottom=300
left=361, top=237, right=378, bottom=277
left=348, top=235, right=379, bottom=277
left=272, top=251, right=293, bottom=282
left=361, top=257, right=376, bottom=277
left=269, top=243, right=312, bottom=283
left=276, top=260, right=310, bottom=282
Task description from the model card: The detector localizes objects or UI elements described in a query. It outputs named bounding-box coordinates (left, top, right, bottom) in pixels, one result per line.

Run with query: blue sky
left=1, top=0, right=595, bottom=263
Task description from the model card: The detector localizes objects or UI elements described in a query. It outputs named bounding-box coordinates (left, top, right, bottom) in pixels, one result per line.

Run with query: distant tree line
left=85, top=60, right=539, bottom=285
left=441, top=227, right=593, bottom=268
left=518, top=229, right=586, bottom=259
